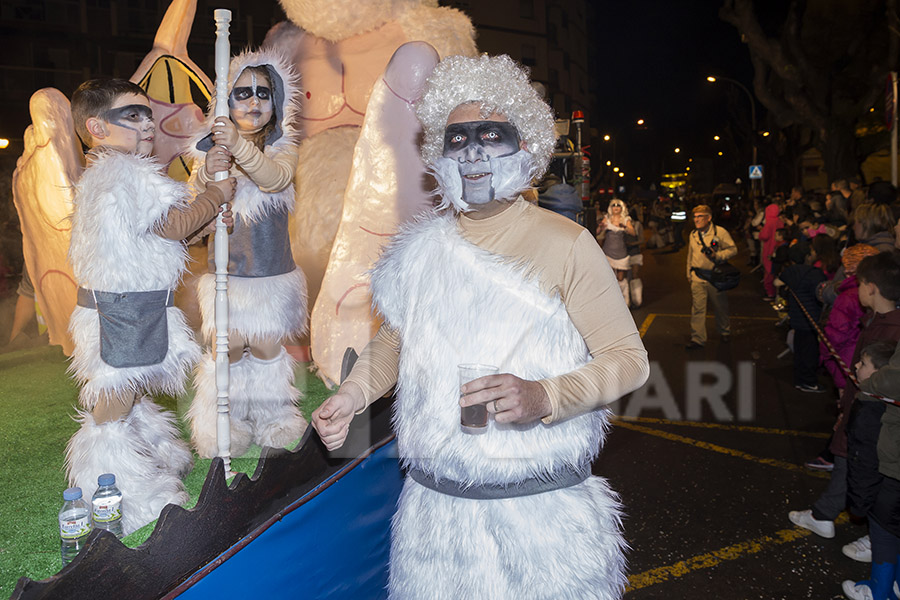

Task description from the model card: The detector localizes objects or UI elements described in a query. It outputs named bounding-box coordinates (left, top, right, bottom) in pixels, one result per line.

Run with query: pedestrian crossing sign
left=749, top=165, right=763, bottom=179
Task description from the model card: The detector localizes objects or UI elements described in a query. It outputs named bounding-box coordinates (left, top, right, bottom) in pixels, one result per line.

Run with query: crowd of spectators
left=737, top=179, right=900, bottom=600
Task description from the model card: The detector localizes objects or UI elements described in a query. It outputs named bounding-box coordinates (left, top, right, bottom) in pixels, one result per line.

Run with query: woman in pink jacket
left=759, top=202, right=782, bottom=299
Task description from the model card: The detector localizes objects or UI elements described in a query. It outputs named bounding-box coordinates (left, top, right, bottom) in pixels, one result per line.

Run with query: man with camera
left=686, top=204, right=737, bottom=349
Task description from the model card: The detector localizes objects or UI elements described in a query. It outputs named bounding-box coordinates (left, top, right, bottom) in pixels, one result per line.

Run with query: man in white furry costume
left=185, top=49, right=308, bottom=458
left=66, top=78, right=235, bottom=534
left=311, top=55, right=650, bottom=599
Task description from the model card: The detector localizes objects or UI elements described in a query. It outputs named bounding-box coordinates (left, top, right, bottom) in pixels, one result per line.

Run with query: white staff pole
left=213, top=8, right=233, bottom=477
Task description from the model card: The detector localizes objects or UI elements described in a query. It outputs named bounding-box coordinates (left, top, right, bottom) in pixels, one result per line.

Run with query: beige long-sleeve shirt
left=344, top=197, right=650, bottom=423
left=196, top=135, right=299, bottom=193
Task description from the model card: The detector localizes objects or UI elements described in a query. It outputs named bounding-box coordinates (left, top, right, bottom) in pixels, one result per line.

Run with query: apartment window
left=521, top=44, right=536, bottom=67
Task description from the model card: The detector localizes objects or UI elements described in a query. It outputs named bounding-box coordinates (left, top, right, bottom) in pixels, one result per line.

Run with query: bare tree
left=720, top=0, right=899, bottom=182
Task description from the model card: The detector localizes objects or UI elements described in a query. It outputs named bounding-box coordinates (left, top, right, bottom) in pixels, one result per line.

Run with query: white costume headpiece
left=416, top=54, right=557, bottom=211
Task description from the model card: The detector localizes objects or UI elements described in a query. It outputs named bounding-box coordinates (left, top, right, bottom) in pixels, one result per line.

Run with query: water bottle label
left=92, top=498, right=121, bottom=523
left=60, top=515, right=91, bottom=539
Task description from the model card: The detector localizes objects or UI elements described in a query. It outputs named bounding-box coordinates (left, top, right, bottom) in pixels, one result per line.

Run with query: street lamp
left=707, top=74, right=757, bottom=166
left=636, top=118, right=645, bottom=126
left=713, top=135, right=720, bottom=141
left=674, top=147, right=681, bottom=154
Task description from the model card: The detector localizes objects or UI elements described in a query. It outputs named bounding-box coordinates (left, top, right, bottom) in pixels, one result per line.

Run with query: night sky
left=590, top=0, right=759, bottom=176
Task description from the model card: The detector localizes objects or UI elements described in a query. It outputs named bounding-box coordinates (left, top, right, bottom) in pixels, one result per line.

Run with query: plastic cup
left=459, top=363, right=499, bottom=429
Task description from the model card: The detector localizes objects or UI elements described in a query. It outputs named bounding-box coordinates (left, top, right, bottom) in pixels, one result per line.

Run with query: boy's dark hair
left=71, top=78, right=148, bottom=147
left=857, top=251, right=900, bottom=301
left=861, top=341, right=897, bottom=371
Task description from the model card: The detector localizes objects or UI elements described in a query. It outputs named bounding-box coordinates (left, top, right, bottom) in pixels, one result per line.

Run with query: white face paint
left=100, top=93, right=155, bottom=156
left=431, top=150, right=536, bottom=213
left=434, top=104, right=536, bottom=212
left=229, top=69, right=274, bottom=133
left=442, top=120, right=521, bottom=206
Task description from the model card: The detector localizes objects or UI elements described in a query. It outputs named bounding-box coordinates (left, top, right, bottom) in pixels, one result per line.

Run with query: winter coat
left=821, top=275, right=865, bottom=389
left=779, top=264, right=826, bottom=331
left=866, top=341, right=900, bottom=534
left=831, top=309, right=900, bottom=458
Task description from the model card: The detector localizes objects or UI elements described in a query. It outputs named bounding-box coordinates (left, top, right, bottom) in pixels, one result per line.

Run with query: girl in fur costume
left=186, top=49, right=308, bottom=458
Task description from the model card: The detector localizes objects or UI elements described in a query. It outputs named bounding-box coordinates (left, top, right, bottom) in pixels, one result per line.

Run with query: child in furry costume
left=186, top=49, right=308, bottom=458
left=66, top=78, right=234, bottom=534
left=311, top=55, right=649, bottom=599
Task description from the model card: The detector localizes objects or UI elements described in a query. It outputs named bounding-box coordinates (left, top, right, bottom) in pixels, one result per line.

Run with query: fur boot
left=241, top=349, right=307, bottom=449
left=186, top=352, right=253, bottom=459
left=618, top=278, right=630, bottom=307
left=65, top=411, right=190, bottom=535
left=629, top=278, right=643, bottom=308
left=130, top=399, right=193, bottom=479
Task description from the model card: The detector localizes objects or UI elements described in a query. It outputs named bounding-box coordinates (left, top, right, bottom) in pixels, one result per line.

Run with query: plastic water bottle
left=91, top=473, right=123, bottom=538
left=59, top=487, right=91, bottom=567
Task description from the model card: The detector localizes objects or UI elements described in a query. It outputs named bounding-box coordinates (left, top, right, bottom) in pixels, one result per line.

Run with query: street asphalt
left=597, top=234, right=865, bottom=600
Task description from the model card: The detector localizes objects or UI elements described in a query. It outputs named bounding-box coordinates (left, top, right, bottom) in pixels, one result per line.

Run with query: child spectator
left=811, top=233, right=841, bottom=280
left=778, top=240, right=827, bottom=392
left=789, top=252, right=900, bottom=544
left=759, top=201, right=782, bottom=300
left=65, top=78, right=235, bottom=533
left=842, top=340, right=900, bottom=599
left=822, top=245, right=880, bottom=394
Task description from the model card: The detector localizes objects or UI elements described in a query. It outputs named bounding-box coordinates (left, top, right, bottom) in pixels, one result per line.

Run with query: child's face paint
left=229, top=69, right=273, bottom=133
left=100, top=94, right=155, bottom=155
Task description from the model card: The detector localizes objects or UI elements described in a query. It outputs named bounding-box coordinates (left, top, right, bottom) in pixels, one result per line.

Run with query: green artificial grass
left=0, top=345, right=334, bottom=597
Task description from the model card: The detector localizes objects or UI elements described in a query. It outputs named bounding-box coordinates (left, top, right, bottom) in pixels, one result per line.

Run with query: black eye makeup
left=102, top=104, right=154, bottom=124
left=443, top=121, right=520, bottom=153
left=231, top=86, right=272, bottom=102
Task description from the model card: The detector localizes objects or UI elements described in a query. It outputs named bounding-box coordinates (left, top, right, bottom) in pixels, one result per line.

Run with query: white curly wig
left=416, top=54, right=557, bottom=179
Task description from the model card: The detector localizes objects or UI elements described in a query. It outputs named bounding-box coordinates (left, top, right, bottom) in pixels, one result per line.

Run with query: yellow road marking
left=650, top=312, right=779, bottom=321
left=626, top=514, right=850, bottom=591
left=614, top=421, right=829, bottom=479
left=613, top=415, right=830, bottom=439
left=638, top=314, right=656, bottom=339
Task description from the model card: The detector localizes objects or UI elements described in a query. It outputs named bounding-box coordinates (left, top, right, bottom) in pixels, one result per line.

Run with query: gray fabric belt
left=77, top=287, right=175, bottom=309
left=407, top=463, right=591, bottom=500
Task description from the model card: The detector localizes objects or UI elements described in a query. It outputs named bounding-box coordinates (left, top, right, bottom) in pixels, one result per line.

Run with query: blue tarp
left=177, top=441, right=403, bottom=599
